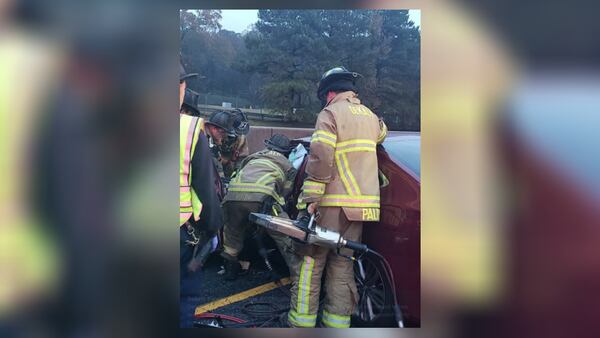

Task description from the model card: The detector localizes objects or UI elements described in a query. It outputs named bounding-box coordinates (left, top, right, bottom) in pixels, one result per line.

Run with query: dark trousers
left=180, top=226, right=194, bottom=277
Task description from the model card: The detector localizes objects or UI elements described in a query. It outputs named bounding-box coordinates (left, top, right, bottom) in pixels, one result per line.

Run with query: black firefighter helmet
left=264, top=134, right=292, bottom=154
left=179, top=61, right=198, bottom=83
left=317, top=66, right=362, bottom=105
left=205, top=109, right=250, bottom=138
left=205, top=111, right=233, bottom=135
left=181, top=88, right=200, bottom=115
left=230, top=109, right=250, bottom=136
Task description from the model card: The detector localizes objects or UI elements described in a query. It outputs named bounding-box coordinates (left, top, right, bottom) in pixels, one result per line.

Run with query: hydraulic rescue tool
left=249, top=212, right=405, bottom=328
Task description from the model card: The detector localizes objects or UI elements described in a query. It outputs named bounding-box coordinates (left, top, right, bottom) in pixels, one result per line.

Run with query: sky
left=220, top=9, right=421, bottom=33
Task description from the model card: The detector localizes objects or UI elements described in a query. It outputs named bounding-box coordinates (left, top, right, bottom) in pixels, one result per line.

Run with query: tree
left=241, top=10, right=332, bottom=117
left=243, top=10, right=421, bottom=130
left=180, top=10, right=255, bottom=105
left=180, top=9, right=222, bottom=38
left=179, top=9, right=421, bottom=129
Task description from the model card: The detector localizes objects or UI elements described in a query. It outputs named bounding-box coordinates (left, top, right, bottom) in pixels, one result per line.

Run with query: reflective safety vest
left=223, top=150, right=293, bottom=205
left=298, top=91, right=387, bottom=222
left=180, top=114, right=205, bottom=226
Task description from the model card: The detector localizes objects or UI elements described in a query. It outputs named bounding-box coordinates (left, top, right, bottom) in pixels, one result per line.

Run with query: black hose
left=344, top=239, right=369, bottom=253
left=232, top=292, right=325, bottom=328
left=344, top=238, right=404, bottom=327
left=242, top=302, right=283, bottom=317
left=368, top=249, right=404, bottom=327
left=205, top=302, right=287, bottom=328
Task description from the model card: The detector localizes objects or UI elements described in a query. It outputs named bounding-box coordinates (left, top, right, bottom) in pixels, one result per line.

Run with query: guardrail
left=196, top=104, right=286, bottom=122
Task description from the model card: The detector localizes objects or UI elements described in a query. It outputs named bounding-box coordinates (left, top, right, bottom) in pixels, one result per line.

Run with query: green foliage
left=180, top=10, right=253, bottom=105
left=180, top=9, right=222, bottom=36
left=180, top=10, right=420, bottom=130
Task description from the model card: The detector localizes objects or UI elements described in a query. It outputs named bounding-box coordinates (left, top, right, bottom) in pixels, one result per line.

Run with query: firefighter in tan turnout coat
left=221, top=134, right=298, bottom=280
left=288, top=67, right=387, bottom=328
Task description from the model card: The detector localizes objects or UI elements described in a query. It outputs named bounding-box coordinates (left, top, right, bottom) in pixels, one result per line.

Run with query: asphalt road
left=179, top=239, right=399, bottom=328
left=180, top=246, right=292, bottom=328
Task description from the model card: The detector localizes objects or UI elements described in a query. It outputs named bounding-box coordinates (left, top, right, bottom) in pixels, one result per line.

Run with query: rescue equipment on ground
left=249, top=212, right=405, bottom=328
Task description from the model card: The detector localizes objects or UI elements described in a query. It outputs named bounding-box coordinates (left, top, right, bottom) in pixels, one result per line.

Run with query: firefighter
left=179, top=63, right=223, bottom=275
left=219, top=109, right=250, bottom=178
left=204, top=110, right=229, bottom=153
left=221, top=134, right=297, bottom=280
left=288, top=67, right=388, bottom=328
left=205, top=110, right=250, bottom=179
left=180, top=88, right=201, bottom=116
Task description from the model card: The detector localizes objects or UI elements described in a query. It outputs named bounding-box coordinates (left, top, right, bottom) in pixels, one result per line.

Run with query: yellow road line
left=194, top=277, right=291, bottom=315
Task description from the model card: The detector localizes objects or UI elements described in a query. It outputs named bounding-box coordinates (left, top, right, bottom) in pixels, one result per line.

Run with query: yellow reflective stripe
left=322, top=310, right=351, bottom=328
left=303, top=180, right=325, bottom=188
left=228, top=184, right=274, bottom=195
left=377, top=120, right=388, bottom=144
left=323, top=310, right=351, bottom=322
left=320, top=201, right=379, bottom=207
left=336, top=146, right=376, bottom=154
left=335, top=139, right=376, bottom=154
left=313, top=130, right=337, bottom=140
left=251, top=159, right=285, bottom=178
left=322, top=194, right=379, bottom=200
left=322, top=320, right=350, bottom=328
left=288, top=310, right=317, bottom=327
left=302, top=180, right=326, bottom=195
left=342, top=153, right=361, bottom=195
left=296, top=256, right=315, bottom=314
left=311, top=134, right=336, bottom=148
left=260, top=176, right=277, bottom=185
left=247, top=159, right=285, bottom=179
left=256, top=172, right=279, bottom=185
left=333, top=140, right=378, bottom=196
left=296, top=202, right=307, bottom=210
left=255, top=173, right=272, bottom=185
left=320, top=194, right=380, bottom=207
left=231, top=168, right=243, bottom=183
left=311, top=130, right=337, bottom=148
left=303, top=189, right=323, bottom=194
left=228, top=183, right=284, bottom=204
left=336, top=153, right=361, bottom=195
left=336, top=139, right=376, bottom=147
left=335, top=154, right=356, bottom=196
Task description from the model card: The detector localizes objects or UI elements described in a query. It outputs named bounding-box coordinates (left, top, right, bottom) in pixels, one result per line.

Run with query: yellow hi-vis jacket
left=180, top=114, right=205, bottom=226
left=297, top=91, right=387, bottom=222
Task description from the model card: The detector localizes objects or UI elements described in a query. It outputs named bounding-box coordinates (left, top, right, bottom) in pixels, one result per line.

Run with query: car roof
left=296, top=131, right=420, bottom=142
left=385, top=131, right=421, bottom=140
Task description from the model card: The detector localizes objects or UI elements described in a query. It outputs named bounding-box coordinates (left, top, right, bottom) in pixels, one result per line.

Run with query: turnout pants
left=222, top=201, right=297, bottom=271
left=288, top=207, right=362, bottom=328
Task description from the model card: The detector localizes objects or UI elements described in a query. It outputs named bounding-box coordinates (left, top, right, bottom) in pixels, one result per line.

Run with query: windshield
left=383, top=137, right=421, bottom=178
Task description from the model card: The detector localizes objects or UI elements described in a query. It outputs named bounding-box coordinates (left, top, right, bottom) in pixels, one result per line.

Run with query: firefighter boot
left=223, top=254, right=242, bottom=281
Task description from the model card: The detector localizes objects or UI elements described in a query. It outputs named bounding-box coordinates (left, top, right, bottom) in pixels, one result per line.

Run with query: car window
left=383, top=137, right=421, bottom=178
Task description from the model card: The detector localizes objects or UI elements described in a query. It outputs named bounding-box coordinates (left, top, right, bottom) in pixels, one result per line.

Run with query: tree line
left=181, top=9, right=420, bottom=131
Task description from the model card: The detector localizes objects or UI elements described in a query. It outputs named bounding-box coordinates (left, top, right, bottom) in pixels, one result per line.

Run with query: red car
left=290, top=131, right=421, bottom=327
